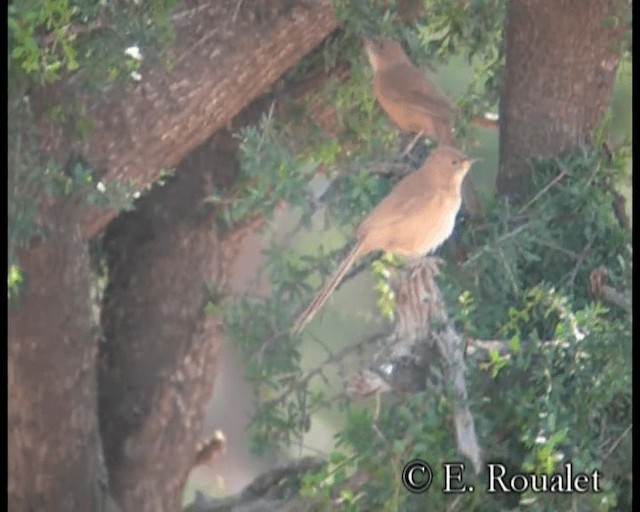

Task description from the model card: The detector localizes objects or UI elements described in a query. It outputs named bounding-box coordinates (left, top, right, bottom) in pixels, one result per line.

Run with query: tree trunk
left=98, top=137, right=227, bottom=511
left=8, top=203, right=111, bottom=511
left=498, top=0, right=626, bottom=198
left=95, top=99, right=280, bottom=509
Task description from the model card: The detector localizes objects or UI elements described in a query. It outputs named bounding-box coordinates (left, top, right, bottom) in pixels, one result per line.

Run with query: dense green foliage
left=219, top=2, right=632, bottom=511
left=9, top=0, right=174, bottom=85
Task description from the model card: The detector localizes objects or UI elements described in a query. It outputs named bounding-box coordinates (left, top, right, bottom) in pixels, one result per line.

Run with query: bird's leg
left=400, top=131, right=424, bottom=159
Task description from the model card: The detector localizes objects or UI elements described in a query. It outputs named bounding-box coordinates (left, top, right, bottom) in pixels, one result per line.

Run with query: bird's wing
left=378, top=65, right=455, bottom=122
left=359, top=174, right=440, bottom=233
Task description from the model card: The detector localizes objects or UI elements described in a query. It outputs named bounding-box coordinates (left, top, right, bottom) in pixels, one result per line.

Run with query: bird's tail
left=292, top=242, right=363, bottom=334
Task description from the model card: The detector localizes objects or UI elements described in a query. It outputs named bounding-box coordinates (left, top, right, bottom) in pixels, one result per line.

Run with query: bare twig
left=174, top=27, right=218, bottom=65
left=497, top=246, right=519, bottom=295
left=598, top=285, right=632, bottom=313
left=602, top=423, right=632, bottom=461
left=518, top=165, right=569, bottom=215
left=566, top=238, right=593, bottom=291
left=447, top=494, right=465, bottom=512
left=261, top=332, right=381, bottom=407
left=231, top=0, right=246, bottom=22
left=531, top=237, right=579, bottom=260
left=171, top=3, right=214, bottom=22
left=462, top=222, right=531, bottom=267
left=256, top=329, right=289, bottom=365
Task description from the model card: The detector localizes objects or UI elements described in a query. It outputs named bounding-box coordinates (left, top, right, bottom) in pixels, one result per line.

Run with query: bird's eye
left=452, top=159, right=459, bottom=165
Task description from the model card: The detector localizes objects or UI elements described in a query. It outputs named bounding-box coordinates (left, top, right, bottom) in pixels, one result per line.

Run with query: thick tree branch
left=185, top=456, right=327, bottom=512
left=74, top=0, right=337, bottom=239
left=98, top=158, right=226, bottom=511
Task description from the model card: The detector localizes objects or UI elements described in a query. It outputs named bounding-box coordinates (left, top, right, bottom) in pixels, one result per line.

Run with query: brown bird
left=363, top=36, right=456, bottom=148
left=292, top=145, right=478, bottom=334
left=363, top=36, right=483, bottom=216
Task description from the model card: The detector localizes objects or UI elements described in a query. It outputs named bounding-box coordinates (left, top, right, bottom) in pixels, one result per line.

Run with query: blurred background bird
left=363, top=36, right=456, bottom=147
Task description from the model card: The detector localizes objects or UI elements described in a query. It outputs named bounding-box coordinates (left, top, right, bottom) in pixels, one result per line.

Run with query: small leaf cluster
left=214, top=110, right=320, bottom=231
left=9, top=0, right=175, bottom=87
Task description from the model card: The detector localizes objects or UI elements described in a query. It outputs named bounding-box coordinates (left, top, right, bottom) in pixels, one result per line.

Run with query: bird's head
left=426, top=145, right=480, bottom=188
left=362, top=36, right=410, bottom=71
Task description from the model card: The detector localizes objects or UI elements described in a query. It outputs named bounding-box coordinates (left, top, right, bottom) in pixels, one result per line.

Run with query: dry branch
left=185, top=456, right=327, bottom=512
left=350, top=257, right=483, bottom=473
left=589, top=266, right=631, bottom=313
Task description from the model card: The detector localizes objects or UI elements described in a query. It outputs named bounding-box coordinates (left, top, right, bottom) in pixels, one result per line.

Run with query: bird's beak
left=461, top=158, right=480, bottom=174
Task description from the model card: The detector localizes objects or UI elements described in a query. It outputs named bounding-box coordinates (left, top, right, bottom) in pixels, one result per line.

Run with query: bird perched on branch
left=292, top=145, right=479, bottom=333
left=363, top=35, right=484, bottom=216
left=363, top=35, right=456, bottom=148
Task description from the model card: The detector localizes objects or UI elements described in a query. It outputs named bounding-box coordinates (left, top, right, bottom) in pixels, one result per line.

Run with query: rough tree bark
left=498, top=0, right=627, bottom=198
left=8, top=202, right=110, bottom=511
left=78, top=0, right=338, bottom=240
left=10, top=1, right=339, bottom=510
left=98, top=142, right=225, bottom=511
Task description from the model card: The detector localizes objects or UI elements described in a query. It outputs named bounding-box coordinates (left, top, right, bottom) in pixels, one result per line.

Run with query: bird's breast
left=362, top=193, right=462, bottom=258
left=415, top=195, right=461, bottom=256
left=435, top=197, right=460, bottom=246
